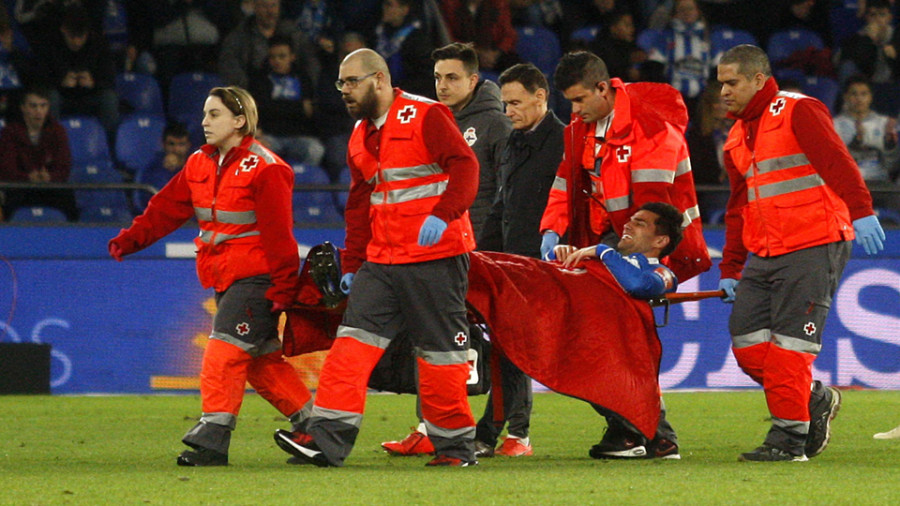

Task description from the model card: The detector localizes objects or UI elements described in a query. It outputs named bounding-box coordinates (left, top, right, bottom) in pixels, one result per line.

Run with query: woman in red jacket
left=108, top=86, right=312, bottom=466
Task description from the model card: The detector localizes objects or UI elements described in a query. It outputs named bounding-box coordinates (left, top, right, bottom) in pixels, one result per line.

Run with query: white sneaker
left=873, top=424, right=900, bottom=439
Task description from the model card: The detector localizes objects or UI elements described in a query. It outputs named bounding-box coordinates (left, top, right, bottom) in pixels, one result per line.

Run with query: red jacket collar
left=728, top=77, right=779, bottom=121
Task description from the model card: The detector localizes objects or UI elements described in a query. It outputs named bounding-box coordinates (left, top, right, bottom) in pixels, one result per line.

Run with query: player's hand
left=718, top=278, right=739, bottom=303
left=540, top=231, right=560, bottom=260
left=853, top=215, right=885, bottom=255
left=418, top=215, right=447, bottom=247
left=340, top=273, right=355, bottom=294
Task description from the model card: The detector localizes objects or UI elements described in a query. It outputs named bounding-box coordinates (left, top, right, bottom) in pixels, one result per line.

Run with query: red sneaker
left=496, top=437, right=533, bottom=457
left=381, top=430, right=435, bottom=456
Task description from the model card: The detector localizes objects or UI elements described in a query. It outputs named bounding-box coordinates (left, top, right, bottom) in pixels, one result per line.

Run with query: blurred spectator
left=441, top=0, right=519, bottom=72
left=644, top=0, right=712, bottom=110
left=686, top=80, right=731, bottom=186
left=374, top=0, right=437, bottom=99
left=249, top=34, right=325, bottom=166
left=833, top=75, right=899, bottom=209
left=587, top=10, right=657, bottom=82
left=837, top=0, right=900, bottom=85
left=0, top=85, right=77, bottom=221
left=510, top=0, right=564, bottom=35
left=37, top=5, right=119, bottom=139
left=314, top=31, right=365, bottom=182
left=218, top=0, right=319, bottom=89
left=562, top=0, right=642, bottom=46
left=134, top=121, right=191, bottom=211
left=290, top=0, right=344, bottom=57
left=0, top=6, right=34, bottom=120
left=770, top=0, right=832, bottom=47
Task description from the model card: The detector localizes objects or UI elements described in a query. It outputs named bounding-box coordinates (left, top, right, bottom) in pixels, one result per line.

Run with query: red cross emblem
left=454, top=332, right=468, bottom=346
left=616, top=145, right=631, bottom=163
left=240, top=155, right=259, bottom=173
left=397, top=104, right=417, bottom=124
left=236, top=322, right=250, bottom=336
left=769, top=98, right=786, bottom=116
left=803, top=321, right=816, bottom=336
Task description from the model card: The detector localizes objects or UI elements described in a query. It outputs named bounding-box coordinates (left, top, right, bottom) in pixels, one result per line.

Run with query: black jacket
left=478, top=110, right=565, bottom=257
left=454, top=79, right=512, bottom=239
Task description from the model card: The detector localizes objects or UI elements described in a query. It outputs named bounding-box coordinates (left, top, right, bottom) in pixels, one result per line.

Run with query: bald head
left=342, top=48, right=391, bottom=83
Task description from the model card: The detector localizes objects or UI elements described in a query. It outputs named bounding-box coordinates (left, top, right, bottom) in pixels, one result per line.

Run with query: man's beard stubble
left=345, top=84, right=379, bottom=120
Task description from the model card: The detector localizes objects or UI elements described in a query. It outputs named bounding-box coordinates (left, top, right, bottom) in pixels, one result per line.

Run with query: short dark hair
left=60, top=5, right=90, bottom=36
left=498, top=63, right=548, bottom=94
left=640, top=202, right=684, bottom=259
left=431, top=42, right=479, bottom=75
left=844, top=74, right=872, bottom=92
left=554, top=51, right=610, bottom=92
left=866, top=0, right=891, bottom=10
left=268, top=33, right=294, bottom=50
left=21, top=84, right=52, bottom=103
left=719, top=44, right=772, bottom=79
left=163, top=121, right=190, bottom=140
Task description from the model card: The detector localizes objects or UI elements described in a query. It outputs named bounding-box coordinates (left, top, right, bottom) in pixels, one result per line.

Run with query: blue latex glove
left=418, top=215, right=447, bottom=247
left=718, top=278, right=739, bottom=303
left=540, top=231, right=560, bottom=261
left=853, top=215, right=885, bottom=255
left=340, top=273, right=355, bottom=295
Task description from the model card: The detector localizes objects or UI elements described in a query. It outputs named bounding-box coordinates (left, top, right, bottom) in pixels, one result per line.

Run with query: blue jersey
left=595, top=244, right=678, bottom=299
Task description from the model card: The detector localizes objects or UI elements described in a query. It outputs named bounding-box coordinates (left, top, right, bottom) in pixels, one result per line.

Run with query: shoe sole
left=496, top=450, right=534, bottom=457
left=738, top=454, right=808, bottom=462
left=590, top=445, right=648, bottom=459
left=274, top=431, right=330, bottom=468
left=807, top=387, right=842, bottom=458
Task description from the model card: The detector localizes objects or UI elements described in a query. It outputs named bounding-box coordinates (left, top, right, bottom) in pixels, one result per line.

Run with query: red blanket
left=284, top=251, right=662, bottom=439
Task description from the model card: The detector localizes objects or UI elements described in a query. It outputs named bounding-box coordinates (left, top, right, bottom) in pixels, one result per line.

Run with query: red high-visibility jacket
left=111, top=136, right=300, bottom=305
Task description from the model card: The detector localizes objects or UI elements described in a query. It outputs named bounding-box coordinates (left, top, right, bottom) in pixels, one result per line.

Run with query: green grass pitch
left=1, top=390, right=898, bottom=504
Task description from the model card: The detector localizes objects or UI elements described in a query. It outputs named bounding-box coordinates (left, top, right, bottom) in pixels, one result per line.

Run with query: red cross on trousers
left=454, top=332, right=467, bottom=346
left=236, top=322, right=250, bottom=336
left=803, top=322, right=816, bottom=336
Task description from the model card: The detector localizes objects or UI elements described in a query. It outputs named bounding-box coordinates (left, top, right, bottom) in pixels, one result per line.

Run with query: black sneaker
left=589, top=427, right=648, bottom=459
left=425, top=455, right=478, bottom=467
left=473, top=440, right=495, bottom=458
left=176, top=447, right=228, bottom=466
left=739, top=444, right=807, bottom=462
left=806, top=383, right=842, bottom=458
left=649, top=437, right=681, bottom=460
left=273, top=429, right=332, bottom=467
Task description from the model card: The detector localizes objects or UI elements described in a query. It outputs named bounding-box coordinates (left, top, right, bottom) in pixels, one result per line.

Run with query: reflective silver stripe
left=732, top=328, right=770, bottom=349
left=379, top=180, right=448, bottom=205
left=337, top=325, right=392, bottom=350
left=424, top=421, right=475, bottom=440
left=195, top=207, right=212, bottom=221
left=748, top=173, right=825, bottom=202
left=288, top=400, right=313, bottom=426
left=551, top=176, right=567, bottom=192
left=772, top=416, right=810, bottom=434
left=199, top=412, right=237, bottom=430
left=199, top=230, right=261, bottom=245
left=310, top=406, right=363, bottom=428
left=416, top=348, right=469, bottom=366
left=675, top=158, right=692, bottom=176
left=682, top=205, right=700, bottom=227
left=248, top=142, right=277, bottom=164
left=632, top=168, right=675, bottom=184
left=381, top=163, right=442, bottom=182
left=215, top=209, right=257, bottom=224
left=756, top=153, right=810, bottom=175
left=773, top=333, right=822, bottom=354
left=606, top=195, right=631, bottom=212
left=210, top=330, right=255, bottom=353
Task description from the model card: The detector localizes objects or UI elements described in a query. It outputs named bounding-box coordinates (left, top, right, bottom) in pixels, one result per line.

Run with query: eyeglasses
left=335, top=72, right=377, bottom=91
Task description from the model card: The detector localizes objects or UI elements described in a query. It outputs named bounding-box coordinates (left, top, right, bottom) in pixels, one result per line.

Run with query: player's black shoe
left=739, top=444, right=807, bottom=462
left=806, top=381, right=842, bottom=458
left=274, top=429, right=333, bottom=467
left=176, top=447, right=228, bottom=466
left=589, top=426, right=648, bottom=459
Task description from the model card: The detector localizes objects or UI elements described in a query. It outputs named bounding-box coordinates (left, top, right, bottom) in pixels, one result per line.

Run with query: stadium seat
left=167, top=72, right=224, bottom=145
left=8, top=206, right=68, bottom=223
left=62, top=116, right=111, bottom=163
left=710, top=27, right=758, bottom=63
left=766, top=28, right=824, bottom=65
left=872, top=82, right=900, bottom=117
left=103, top=0, right=129, bottom=53
left=116, top=72, right=164, bottom=114
left=515, top=26, right=562, bottom=77
left=570, top=25, right=602, bottom=46
left=293, top=191, right=343, bottom=224
left=69, top=158, right=133, bottom=222
left=333, top=166, right=351, bottom=216
left=115, top=114, right=166, bottom=174
left=875, top=207, right=900, bottom=225
left=801, top=76, right=839, bottom=113
left=636, top=28, right=663, bottom=52
left=829, top=1, right=864, bottom=48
